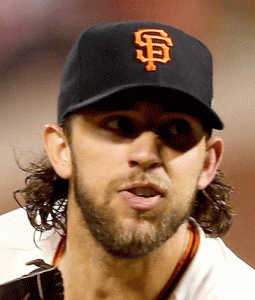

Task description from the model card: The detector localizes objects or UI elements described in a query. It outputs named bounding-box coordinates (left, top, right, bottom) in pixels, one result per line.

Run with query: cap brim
left=61, top=86, right=223, bottom=130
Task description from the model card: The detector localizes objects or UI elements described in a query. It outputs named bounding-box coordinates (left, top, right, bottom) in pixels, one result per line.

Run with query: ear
left=43, top=124, right=73, bottom=179
left=197, top=136, right=223, bottom=190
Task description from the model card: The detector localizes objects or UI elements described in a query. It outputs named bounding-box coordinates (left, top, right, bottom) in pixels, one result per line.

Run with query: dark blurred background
left=1, top=0, right=254, bottom=268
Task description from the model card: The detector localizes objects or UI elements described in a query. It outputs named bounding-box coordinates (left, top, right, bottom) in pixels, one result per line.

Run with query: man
left=0, top=21, right=254, bottom=299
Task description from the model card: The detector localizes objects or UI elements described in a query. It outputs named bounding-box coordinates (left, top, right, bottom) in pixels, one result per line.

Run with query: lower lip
left=119, top=191, right=161, bottom=211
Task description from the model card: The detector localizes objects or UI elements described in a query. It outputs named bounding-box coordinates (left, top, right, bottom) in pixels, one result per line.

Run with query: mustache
left=108, top=170, right=172, bottom=195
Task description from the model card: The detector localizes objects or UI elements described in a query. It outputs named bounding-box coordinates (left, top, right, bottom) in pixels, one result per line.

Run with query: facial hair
left=71, top=153, right=198, bottom=259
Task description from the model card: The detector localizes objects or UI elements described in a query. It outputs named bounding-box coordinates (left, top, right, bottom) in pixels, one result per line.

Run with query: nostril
left=129, top=160, right=139, bottom=167
left=128, top=159, right=162, bottom=169
left=150, top=162, right=161, bottom=169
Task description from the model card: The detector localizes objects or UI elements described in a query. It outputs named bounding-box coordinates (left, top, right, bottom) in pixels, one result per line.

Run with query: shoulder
left=0, top=208, right=60, bottom=284
left=172, top=224, right=255, bottom=300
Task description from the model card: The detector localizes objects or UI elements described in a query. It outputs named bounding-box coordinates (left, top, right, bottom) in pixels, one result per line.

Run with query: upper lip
left=118, top=182, right=165, bottom=197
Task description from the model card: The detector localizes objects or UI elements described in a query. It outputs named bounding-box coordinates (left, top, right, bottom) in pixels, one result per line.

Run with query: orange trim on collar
left=155, top=221, right=200, bottom=299
left=52, top=235, right=66, bottom=266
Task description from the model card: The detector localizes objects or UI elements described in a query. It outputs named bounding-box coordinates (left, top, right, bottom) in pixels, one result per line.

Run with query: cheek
left=71, top=138, right=127, bottom=189
left=163, top=144, right=206, bottom=191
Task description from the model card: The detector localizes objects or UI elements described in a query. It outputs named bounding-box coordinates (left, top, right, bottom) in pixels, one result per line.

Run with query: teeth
left=130, top=187, right=157, bottom=197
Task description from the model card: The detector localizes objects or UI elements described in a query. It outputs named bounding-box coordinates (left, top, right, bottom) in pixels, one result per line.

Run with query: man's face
left=68, top=100, right=207, bottom=258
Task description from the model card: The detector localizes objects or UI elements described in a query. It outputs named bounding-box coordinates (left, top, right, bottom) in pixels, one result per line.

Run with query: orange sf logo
left=134, top=29, right=173, bottom=71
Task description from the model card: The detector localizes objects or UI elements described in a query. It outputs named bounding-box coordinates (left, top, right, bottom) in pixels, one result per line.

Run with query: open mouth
left=119, top=184, right=163, bottom=210
left=128, top=187, right=159, bottom=198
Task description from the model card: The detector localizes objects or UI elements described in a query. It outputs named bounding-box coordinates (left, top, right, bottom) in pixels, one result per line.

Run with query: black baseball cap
left=57, top=21, right=223, bottom=130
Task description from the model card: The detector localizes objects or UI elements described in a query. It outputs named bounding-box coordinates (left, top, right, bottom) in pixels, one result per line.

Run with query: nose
left=128, top=131, right=163, bottom=170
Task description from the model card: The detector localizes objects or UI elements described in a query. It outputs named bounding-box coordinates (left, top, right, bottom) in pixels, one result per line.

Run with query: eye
left=102, top=116, right=138, bottom=138
left=159, top=119, right=197, bottom=152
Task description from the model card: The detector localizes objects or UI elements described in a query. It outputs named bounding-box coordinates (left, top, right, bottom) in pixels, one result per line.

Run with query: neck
left=58, top=200, right=190, bottom=300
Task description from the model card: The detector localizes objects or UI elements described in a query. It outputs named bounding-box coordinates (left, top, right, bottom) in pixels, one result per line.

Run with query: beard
left=72, top=160, right=197, bottom=259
